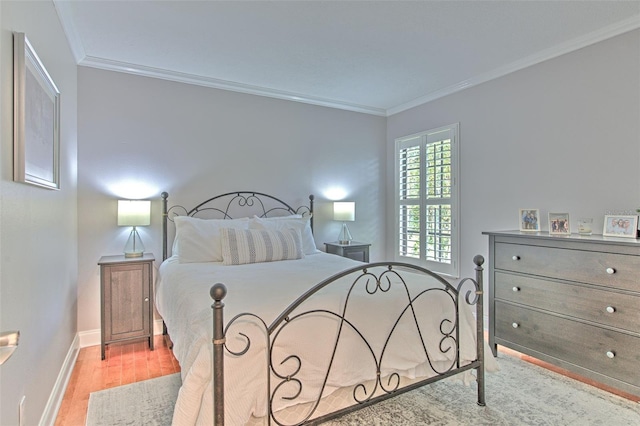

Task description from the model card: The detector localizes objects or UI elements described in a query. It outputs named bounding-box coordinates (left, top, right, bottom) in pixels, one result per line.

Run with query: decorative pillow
left=250, top=215, right=319, bottom=255
left=174, top=216, right=250, bottom=263
left=220, top=228, right=304, bottom=265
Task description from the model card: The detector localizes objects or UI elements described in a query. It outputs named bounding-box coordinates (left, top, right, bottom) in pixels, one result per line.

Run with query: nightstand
left=98, top=253, right=155, bottom=360
left=324, top=242, right=371, bottom=262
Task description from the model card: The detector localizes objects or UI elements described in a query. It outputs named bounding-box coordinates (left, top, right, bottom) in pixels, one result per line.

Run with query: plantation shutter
left=395, top=124, right=459, bottom=277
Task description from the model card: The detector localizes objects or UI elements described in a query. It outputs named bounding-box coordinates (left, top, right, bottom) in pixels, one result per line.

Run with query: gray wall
left=77, top=29, right=639, bottom=338
left=77, top=68, right=387, bottom=334
left=0, top=1, right=78, bottom=424
left=387, top=29, right=640, bottom=288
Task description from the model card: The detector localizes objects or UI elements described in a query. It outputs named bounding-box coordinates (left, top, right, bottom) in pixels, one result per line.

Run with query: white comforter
left=157, top=253, right=496, bottom=425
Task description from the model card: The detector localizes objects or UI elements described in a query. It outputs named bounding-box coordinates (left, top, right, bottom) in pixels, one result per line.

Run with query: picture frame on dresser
left=603, top=215, right=638, bottom=238
left=549, top=212, right=570, bottom=235
left=519, top=209, right=540, bottom=232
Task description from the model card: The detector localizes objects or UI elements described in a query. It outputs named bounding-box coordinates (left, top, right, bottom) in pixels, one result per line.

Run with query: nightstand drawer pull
left=606, top=351, right=616, bottom=359
left=606, top=267, right=616, bottom=275
left=512, top=255, right=520, bottom=261
left=605, top=306, right=616, bottom=314
left=512, top=322, right=519, bottom=329
left=144, top=297, right=149, bottom=302
left=512, top=287, right=520, bottom=292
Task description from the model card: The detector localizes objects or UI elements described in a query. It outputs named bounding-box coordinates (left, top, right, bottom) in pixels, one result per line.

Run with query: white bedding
left=156, top=252, right=497, bottom=425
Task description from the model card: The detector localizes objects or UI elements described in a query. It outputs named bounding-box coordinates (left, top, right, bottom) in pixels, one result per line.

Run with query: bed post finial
left=211, top=283, right=227, bottom=425
left=210, top=283, right=227, bottom=302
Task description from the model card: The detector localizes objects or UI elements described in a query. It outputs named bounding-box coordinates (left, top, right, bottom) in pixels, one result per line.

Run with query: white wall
left=77, top=68, right=387, bottom=334
left=0, top=1, right=78, bottom=424
left=387, top=30, right=640, bottom=288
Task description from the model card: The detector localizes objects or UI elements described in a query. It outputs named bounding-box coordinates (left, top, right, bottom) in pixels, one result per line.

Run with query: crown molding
left=79, top=56, right=387, bottom=116
left=387, top=15, right=640, bottom=116
left=53, top=1, right=385, bottom=115
left=53, top=0, right=86, bottom=63
left=54, top=0, right=638, bottom=118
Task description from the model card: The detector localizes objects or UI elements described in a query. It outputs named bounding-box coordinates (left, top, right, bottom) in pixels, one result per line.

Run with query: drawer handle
left=144, top=297, right=149, bottom=302
left=606, top=351, right=616, bottom=359
left=512, top=287, right=520, bottom=292
left=512, top=322, right=519, bottom=329
left=512, top=255, right=520, bottom=261
left=606, top=306, right=616, bottom=314
left=606, top=267, right=616, bottom=275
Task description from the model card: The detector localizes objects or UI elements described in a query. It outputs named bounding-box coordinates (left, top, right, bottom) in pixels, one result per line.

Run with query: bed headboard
left=161, top=191, right=315, bottom=260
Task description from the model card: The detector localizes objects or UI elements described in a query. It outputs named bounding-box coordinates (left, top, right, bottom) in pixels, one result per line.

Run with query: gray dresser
left=484, top=231, right=640, bottom=397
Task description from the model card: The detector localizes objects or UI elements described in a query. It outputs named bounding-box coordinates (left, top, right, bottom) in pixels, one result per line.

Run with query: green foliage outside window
left=399, top=140, right=452, bottom=263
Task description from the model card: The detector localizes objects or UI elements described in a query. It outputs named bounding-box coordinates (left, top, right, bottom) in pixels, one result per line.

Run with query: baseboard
left=38, top=334, right=80, bottom=426
left=79, top=319, right=165, bottom=348
left=78, top=328, right=100, bottom=348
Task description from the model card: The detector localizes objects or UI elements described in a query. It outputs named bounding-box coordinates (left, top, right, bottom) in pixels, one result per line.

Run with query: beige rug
left=86, top=354, right=640, bottom=425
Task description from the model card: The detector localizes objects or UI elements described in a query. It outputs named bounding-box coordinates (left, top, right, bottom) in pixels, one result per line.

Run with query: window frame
left=394, top=123, right=460, bottom=277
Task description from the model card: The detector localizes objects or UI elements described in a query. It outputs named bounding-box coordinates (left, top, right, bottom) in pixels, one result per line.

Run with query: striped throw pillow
left=220, top=228, right=304, bottom=265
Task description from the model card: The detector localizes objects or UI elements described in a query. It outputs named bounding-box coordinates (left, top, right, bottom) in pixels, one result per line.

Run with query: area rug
left=86, top=373, right=180, bottom=425
left=86, top=354, right=640, bottom=425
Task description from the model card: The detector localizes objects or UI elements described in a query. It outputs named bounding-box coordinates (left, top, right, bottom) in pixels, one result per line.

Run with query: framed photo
left=13, top=32, right=60, bottom=190
left=549, top=213, right=570, bottom=235
left=519, top=209, right=540, bottom=232
left=603, top=215, right=638, bottom=238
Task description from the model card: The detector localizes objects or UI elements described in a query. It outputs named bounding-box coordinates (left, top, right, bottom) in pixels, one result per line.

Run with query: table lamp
left=118, top=200, right=151, bottom=257
left=334, top=201, right=355, bottom=245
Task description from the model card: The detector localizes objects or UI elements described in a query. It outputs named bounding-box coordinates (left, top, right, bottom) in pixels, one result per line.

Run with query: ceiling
left=54, top=1, right=640, bottom=116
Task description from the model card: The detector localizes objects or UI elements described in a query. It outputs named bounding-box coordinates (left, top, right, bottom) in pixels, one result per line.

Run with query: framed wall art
left=519, top=209, right=540, bottom=232
left=13, top=32, right=60, bottom=190
left=603, top=215, right=638, bottom=238
left=549, top=212, right=570, bottom=235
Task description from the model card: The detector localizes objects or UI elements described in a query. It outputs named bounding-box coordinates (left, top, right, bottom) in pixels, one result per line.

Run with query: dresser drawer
left=495, top=242, right=640, bottom=292
left=495, top=301, right=640, bottom=387
left=495, top=271, right=640, bottom=333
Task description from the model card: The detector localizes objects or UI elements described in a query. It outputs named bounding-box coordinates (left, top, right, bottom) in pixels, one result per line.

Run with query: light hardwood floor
left=54, top=336, right=180, bottom=425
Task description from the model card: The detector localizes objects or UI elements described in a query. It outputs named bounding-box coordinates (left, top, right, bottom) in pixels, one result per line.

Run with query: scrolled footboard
left=210, top=256, right=485, bottom=426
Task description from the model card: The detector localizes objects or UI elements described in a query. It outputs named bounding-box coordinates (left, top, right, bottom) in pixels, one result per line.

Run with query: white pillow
left=250, top=215, right=319, bottom=255
left=220, top=228, right=304, bottom=265
left=174, top=216, right=250, bottom=263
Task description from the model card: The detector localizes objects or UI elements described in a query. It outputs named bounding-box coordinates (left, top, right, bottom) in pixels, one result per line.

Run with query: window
left=395, top=123, right=459, bottom=277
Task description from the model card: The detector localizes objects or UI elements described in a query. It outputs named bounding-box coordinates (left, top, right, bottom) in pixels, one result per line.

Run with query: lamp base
left=337, top=223, right=353, bottom=246
left=124, top=252, right=144, bottom=258
left=123, top=227, right=145, bottom=258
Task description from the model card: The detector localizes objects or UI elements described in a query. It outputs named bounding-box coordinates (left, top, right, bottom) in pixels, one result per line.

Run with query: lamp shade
left=117, top=200, right=151, bottom=226
left=333, top=202, right=355, bottom=222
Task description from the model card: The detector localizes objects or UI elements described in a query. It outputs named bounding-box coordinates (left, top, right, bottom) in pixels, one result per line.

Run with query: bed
left=156, top=191, right=497, bottom=425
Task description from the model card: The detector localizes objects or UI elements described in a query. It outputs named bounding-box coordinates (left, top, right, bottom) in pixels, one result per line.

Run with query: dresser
left=98, top=254, right=155, bottom=360
left=484, top=231, right=640, bottom=397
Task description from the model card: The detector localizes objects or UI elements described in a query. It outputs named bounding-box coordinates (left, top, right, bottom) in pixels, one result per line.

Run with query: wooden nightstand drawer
left=495, top=242, right=640, bottom=292
left=99, top=254, right=155, bottom=360
left=103, top=264, right=150, bottom=339
left=495, top=271, right=640, bottom=333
